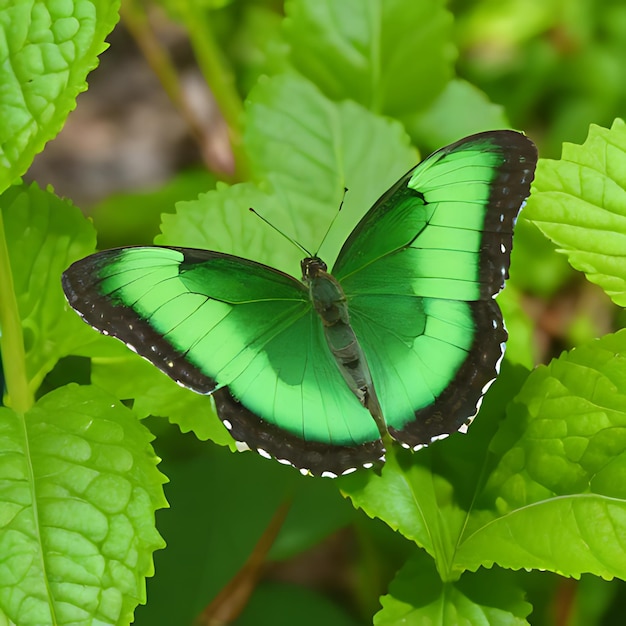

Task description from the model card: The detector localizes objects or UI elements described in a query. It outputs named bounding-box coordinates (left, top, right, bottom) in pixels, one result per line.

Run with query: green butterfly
left=63, top=131, right=537, bottom=477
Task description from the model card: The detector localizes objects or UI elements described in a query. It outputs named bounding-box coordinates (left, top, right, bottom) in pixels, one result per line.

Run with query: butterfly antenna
left=249, top=208, right=313, bottom=257
left=314, top=187, right=348, bottom=256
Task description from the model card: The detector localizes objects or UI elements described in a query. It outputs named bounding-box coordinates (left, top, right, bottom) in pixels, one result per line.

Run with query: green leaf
left=341, top=449, right=454, bottom=571
left=0, top=0, right=120, bottom=193
left=458, top=330, right=626, bottom=579
left=524, top=119, right=626, bottom=306
left=160, top=74, right=416, bottom=275
left=340, top=366, right=529, bottom=582
left=2, top=183, right=98, bottom=392
left=0, top=384, right=166, bottom=626
left=239, top=582, right=361, bottom=626
left=91, top=168, right=216, bottom=248
left=158, top=181, right=299, bottom=274
left=284, top=0, right=455, bottom=117
left=343, top=327, right=626, bottom=582
left=375, top=552, right=531, bottom=625
left=91, top=351, right=233, bottom=447
left=135, top=443, right=354, bottom=625
left=245, top=73, right=417, bottom=267
left=406, top=79, right=510, bottom=153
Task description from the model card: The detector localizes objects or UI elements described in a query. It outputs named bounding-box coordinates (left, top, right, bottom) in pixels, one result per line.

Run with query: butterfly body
left=303, top=255, right=382, bottom=424
left=63, top=131, right=537, bottom=477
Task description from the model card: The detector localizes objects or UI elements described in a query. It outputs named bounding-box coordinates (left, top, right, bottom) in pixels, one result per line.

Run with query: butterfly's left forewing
left=63, top=246, right=384, bottom=476
left=333, top=130, right=537, bottom=448
left=63, top=247, right=307, bottom=393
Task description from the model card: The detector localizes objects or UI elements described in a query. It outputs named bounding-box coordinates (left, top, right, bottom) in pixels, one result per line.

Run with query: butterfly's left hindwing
left=62, top=247, right=385, bottom=476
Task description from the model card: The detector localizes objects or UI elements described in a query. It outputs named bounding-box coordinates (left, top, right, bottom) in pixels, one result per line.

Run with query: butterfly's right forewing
left=332, top=131, right=537, bottom=449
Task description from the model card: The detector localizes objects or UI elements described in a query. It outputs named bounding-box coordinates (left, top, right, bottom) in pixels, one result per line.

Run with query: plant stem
left=121, top=1, right=205, bottom=138
left=177, top=0, right=250, bottom=180
left=121, top=0, right=250, bottom=181
left=0, top=208, right=33, bottom=413
left=196, top=497, right=291, bottom=624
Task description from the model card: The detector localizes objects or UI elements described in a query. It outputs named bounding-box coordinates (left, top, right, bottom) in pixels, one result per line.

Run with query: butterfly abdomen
left=302, top=256, right=387, bottom=435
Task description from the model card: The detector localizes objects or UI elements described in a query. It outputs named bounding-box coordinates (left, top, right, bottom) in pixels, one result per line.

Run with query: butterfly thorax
left=301, top=256, right=347, bottom=326
left=301, top=256, right=386, bottom=434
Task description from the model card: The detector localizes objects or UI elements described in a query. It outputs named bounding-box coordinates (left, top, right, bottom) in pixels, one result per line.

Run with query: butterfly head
left=301, top=256, right=328, bottom=283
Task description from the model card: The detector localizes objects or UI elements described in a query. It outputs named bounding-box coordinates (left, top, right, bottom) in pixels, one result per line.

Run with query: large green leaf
left=160, top=74, right=416, bottom=276
left=284, top=0, right=454, bottom=117
left=406, top=79, right=510, bottom=153
left=0, top=0, right=120, bottom=193
left=0, top=384, right=166, bottom=626
left=244, top=73, right=417, bottom=267
left=524, top=119, right=626, bottom=306
left=457, top=330, right=626, bottom=579
left=341, top=366, right=528, bottom=582
left=2, top=183, right=98, bottom=391
left=90, top=350, right=233, bottom=447
left=344, top=331, right=626, bottom=582
left=374, top=552, right=531, bottom=625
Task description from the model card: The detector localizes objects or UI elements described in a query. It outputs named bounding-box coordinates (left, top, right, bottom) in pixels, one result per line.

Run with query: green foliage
left=453, top=0, right=626, bottom=156
left=375, top=552, right=531, bottom=625
left=525, top=119, right=626, bottom=306
left=159, top=74, right=416, bottom=277
left=0, top=384, right=166, bottom=625
left=2, top=184, right=98, bottom=391
left=91, top=349, right=233, bottom=445
left=284, top=0, right=454, bottom=117
left=471, top=331, right=626, bottom=578
left=91, top=169, right=217, bottom=249
left=134, top=439, right=359, bottom=624
left=0, top=0, right=625, bottom=625
left=0, top=0, right=120, bottom=190
left=406, top=78, right=510, bottom=152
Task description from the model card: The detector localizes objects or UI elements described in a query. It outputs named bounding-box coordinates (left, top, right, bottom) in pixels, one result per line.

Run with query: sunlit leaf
left=525, top=119, right=626, bottom=306
left=160, top=74, right=416, bottom=275
left=0, top=384, right=166, bottom=625
left=2, top=183, right=98, bottom=391
left=458, top=330, right=626, bottom=579
left=375, top=552, right=531, bottom=625
left=0, top=0, right=120, bottom=192
left=284, top=0, right=454, bottom=116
